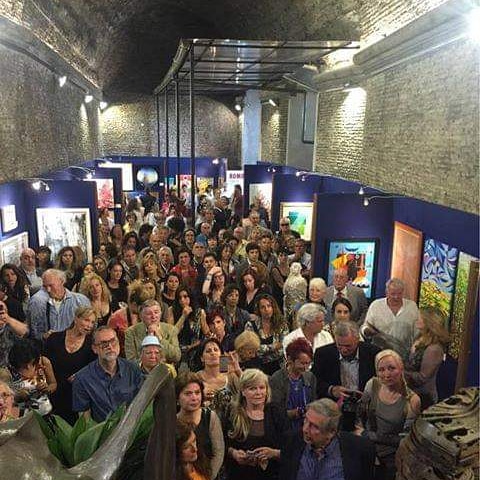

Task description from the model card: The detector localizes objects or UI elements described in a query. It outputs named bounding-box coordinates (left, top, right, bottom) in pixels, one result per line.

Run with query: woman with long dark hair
left=55, top=246, right=83, bottom=290
left=106, top=260, right=128, bottom=310
left=0, top=263, right=30, bottom=309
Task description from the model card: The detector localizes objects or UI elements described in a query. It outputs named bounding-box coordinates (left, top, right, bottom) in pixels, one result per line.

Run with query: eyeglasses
left=95, top=337, right=119, bottom=349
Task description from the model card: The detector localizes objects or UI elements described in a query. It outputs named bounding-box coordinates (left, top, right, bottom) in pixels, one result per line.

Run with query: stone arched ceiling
left=1, top=0, right=360, bottom=101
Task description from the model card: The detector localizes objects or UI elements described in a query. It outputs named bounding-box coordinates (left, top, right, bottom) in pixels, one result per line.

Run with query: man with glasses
left=72, top=326, right=143, bottom=422
left=276, top=217, right=300, bottom=247
left=280, top=398, right=375, bottom=480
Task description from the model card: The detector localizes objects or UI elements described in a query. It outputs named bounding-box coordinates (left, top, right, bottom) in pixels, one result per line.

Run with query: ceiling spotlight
left=58, top=76, right=67, bottom=87
left=363, top=197, right=369, bottom=207
left=159, top=182, right=165, bottom=187
left=212, top=158, right=219, bottom=165
left=359, top=186, right=365, bottom=195
left=234, top=103, right=242, bottom=112
left=268, top=99, right=277, bottom=107
left=302, top=63, right=319, bottom=73
left=99, top=101, right=108, bottom=110
left=271, top=167, right=276, bottom=173
left=84, top=94, right=93, bottom=104
left=301, top=176, right=306, bottom=182
left=85, top=172, right=93, bottom=180
left=45, top=183, right=50, bottom=192
left=32, top=181, right=41, bottom=191
left=468, top=7, right=480, bottom=42
left=295, top=171, right=301, bottom=177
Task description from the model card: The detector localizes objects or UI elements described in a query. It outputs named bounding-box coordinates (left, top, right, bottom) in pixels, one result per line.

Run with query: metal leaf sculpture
left=0, top=363, right=175, bottom=480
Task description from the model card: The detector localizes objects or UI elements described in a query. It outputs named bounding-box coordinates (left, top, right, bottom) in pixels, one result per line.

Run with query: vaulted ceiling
left=5, top=0, right=360, bottom=101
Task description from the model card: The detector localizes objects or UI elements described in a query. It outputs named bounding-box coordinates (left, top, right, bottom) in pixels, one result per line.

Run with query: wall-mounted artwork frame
left=0, top=205, right=18, bottom=232
left=390, top=221, right=423, bottom=302
left=85, top=178, right=114, bottom=209
left=0, top=232, right=29, bottom=266
left=36, top=208, right=92, bottom=262
left=419, top=237, right=459, bottom=326
left=280, top=202, right=314, bottom=241
left=249, top=183, right=272, bottom=219
left=450, top=252, right=479, bottom=390
left=327, top=239, right=379, bottom=299
left=196, top=177, right=214, bottom=193
left=99, top=161, right=133, bottom=191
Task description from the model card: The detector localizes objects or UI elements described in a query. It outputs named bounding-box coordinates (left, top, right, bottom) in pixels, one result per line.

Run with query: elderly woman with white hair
left=282, top=303, right=333, bottom=355
left=0, top=380, right=18, bottom=422
left=225, top=368, right=288, bottom=480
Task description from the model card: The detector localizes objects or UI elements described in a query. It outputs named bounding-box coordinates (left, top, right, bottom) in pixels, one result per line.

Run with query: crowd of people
left=0, top=184, right=452, bottom=480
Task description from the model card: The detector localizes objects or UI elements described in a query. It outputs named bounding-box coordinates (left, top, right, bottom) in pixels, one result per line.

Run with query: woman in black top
left=106, top=260, right=128, bottom=311
left=44, top=306, right=96, bottom=424
left=55, top=246, right=83, bottom=291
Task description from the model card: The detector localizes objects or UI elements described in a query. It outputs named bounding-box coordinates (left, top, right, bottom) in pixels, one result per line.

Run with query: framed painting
left=1, top=205, right=18, bottom=232
left=249, top=183, right=272, bottom=218
left=99, top=161, right=133, bottom=191
left=36, top=208, right=93, bottom=262
left=280, top=202, right=314, bottom=241
left=0, top=232, right=29, bottom=266
left=196, top=177, right=214, bottom=194
left=449, top=253, right=479, bottom=363
left=390, top=221, right=423, bottom=302
left=419, top=237, right=459, bottom=326
left=85, top=178, right=114, bottom=209
left=327, top=239, right=379, bottom=299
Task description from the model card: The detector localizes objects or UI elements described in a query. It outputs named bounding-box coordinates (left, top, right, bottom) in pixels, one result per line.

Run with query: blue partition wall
left=0, top=181, right=29, bottom=242
left=25, top=180, right=99, bottom=257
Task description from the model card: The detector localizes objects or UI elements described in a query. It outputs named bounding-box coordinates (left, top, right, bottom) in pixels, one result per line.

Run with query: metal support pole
left=156, top=94, right=161, bottom=158
left=164, top=89, right=169, bottom=182
left=190, top=43, right=196, bottom=226
left=175, top=76, right=181, bottom=195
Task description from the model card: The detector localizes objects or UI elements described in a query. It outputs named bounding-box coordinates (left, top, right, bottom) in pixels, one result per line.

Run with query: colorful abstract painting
left=390, top=222, right=423, bottom=302
left=419, top=237, right=459, bottom=325
left=327, top=239, right=378, bottom=298
left=86, top=178, right=114, bottom=209
left=249, top=183, right=272, bottom=219
left=449, top=252, right=479, bottom=359
left=280, top=202, right=313, bottom=241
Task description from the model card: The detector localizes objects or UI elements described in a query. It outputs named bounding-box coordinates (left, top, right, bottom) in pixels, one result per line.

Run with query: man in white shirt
left=283, top=303, right=333, bottom=355
left=361, top=278, right=419, bottom=358
left=19, top=248, right=43, bottom=295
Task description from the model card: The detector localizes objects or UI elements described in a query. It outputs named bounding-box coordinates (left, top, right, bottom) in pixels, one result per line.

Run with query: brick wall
left=314, top=38, right=479, bottom=214
left=261, top=98, right=289, bottom=164
left=0, top=44, right=101, bottom=182
left=101, top=95, right=240, bottom=164
left=359, top=0, right=448, bottom=45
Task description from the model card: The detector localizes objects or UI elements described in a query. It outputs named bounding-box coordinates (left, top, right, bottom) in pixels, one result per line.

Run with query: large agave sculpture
left=0, top=364, right=175, bottom=480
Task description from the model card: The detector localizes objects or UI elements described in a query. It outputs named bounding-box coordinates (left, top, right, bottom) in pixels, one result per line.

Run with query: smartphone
left=219, top=355, right=229, bottom=373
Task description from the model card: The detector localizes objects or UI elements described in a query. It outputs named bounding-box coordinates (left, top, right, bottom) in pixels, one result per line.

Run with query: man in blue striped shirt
left=280, top=399, right=375, bottom=480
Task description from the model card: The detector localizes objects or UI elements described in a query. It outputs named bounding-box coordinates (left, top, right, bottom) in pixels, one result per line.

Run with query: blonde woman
left=226, top=369, right=288, bottom=480
left=405, top=307, right=450, bottom=409
left=79, top=273, right=112, bottom=327
left=357, top=349, right=421, bottom=480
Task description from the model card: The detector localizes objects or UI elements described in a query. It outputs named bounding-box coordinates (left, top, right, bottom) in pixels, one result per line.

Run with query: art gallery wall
left=25, top=180, right=99, bottom=256
left=271, top=174, right=323, bottom=231
left=0, top=181, right=29, bottom=240
left=88, top=168, right=123, bottom=224
left=393, top=197, right=480, bottom=396
left=312, top=193, right=394, bottom=299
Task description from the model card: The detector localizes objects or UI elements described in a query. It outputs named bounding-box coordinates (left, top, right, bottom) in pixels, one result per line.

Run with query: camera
left=341, top=390, right=362, bottom=431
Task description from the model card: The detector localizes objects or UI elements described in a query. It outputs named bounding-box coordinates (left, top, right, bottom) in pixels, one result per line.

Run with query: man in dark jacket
left=280, top=398, right=375, bottom=480
left=312, top=321, right=380, bottom=399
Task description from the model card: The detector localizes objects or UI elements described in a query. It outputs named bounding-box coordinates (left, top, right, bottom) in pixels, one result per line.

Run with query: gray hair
left=42, top=268, right=66, bottom=284
left=139, top=299, right=162, bottom=317
left=93, top=325, right=116, bottom=343
left=307, top=398, right=341, bottom=432
left=386, top=278, right=405, bottom=290
left=297, top=303, right=326, bottom=328
left=333, top=320, right=359, bottom=338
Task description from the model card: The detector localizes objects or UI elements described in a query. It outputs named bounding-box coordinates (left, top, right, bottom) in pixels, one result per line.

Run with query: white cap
left=141, top=335, right=161, bottom=349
